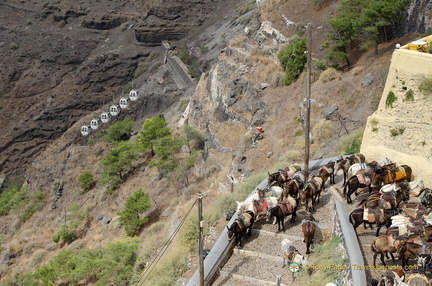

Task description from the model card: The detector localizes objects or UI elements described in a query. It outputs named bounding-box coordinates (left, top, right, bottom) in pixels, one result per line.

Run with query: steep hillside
left=1, top=0, right=432, bottom=284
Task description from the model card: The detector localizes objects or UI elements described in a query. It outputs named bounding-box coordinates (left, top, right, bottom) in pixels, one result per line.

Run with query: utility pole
left=304, top=22, right=312, bottom=179
left=198, top=192, right=204, bottom=286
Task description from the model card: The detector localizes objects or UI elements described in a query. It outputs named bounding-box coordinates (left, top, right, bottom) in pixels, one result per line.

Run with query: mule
left=377, top=270, right=406, bottom=286
left=349, top=207, right=399, bottom=237
left=226, top=210, right=255, bottom=248
left=371, top=234, right=407, bottom=266
left=268, top=171, right=288, bottom=188
left=399, top=242, right=432, bottom=267
left=318, top=161, right=335, bottom=185
left=281, top=239, right=310, bottom=281
left=257, top=186, right=284, bottom=201
left=347, top=162, right=371, bottom=179
left=375, top=165, right=412, bottom=186
left=236, top=197, right=279, bottom=220
left=347, top=153, right=366, bottom=165
left=334, top=157, right=350, bottom=185
left=358, top=183, right=409, bottom=210
left=301, top=214, right=317, bottom=254
left=343, top=170, right=380, bottom=204
left=282, top=171, right=306, bottom=199
left=266, top=195, right=298, bottom=232
left=300, top=176, right=324, bottom=212
left=268, top=165, right=301, bottom=187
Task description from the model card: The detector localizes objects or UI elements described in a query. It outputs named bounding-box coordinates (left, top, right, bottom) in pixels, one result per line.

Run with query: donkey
left=226, top=210, right=255, bottom=248
left=302, top=214, right=317, bottom=254
left=266, top=195, right=298, bottom=232
left=281, top=239, right=310, bottom=280
left=371, top=234, right=407, bottom=266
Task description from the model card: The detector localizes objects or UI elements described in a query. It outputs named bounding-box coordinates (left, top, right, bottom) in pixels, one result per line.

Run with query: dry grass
left=23, top=242, right=43, bottom=255
left=260, top=0, right=285, bottom=24
left=285, top=149, right=303, bottom=162
left=30, top=249, right=48, bottom=267
left=350, top=65, right=364, bottom=76
left=317, top=68, right=341, bottom=83
left=229, top=35, right=244, bottom=48
left=139, top=220, right=170, bottom=261
left=312, top=120, right=334, bottom=142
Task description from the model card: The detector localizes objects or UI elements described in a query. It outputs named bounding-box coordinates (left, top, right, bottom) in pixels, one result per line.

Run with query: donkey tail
left=348, top=211, right=354, bottom=225
left=343, top=181, right=348, bottom=197
left=357, top=199, right=366, bottom=207
left=370, top=240, right=378, bottom=254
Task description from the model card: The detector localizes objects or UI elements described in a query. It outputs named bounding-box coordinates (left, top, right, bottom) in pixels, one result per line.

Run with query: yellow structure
left=361, top=35, right=432, bottom=186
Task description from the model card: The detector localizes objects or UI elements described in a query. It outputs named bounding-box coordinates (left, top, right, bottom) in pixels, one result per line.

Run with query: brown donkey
left=301, top=214, right=317, bottom=254
left=371, top=234, right=407, bottom=266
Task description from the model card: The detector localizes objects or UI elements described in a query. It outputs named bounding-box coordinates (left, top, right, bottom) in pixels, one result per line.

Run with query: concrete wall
left=361, top=35, right=432, bottom=186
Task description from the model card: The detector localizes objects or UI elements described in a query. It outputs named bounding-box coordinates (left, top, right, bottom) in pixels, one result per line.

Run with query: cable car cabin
left=109, top=105, right=120, bottom=116
left=119, top=98, right=128, bottom=109
left=90, top=119, right=99, bottom=130
left=81, top=125, right=90, bottom=136
left=101, top=112, right=110, bottom=123
left=129, top=90, right=138, bottom=101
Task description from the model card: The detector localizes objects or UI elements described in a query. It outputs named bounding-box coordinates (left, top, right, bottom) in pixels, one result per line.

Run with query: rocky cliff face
left=0, top=0, right=239, bottom=176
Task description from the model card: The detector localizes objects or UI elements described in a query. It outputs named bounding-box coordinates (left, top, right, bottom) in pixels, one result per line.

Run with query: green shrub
left=117, top=189, right=151, bottom=236
left=52, top=221, right=80, bottom=243
left=101, top=30, right=109, bottom=38
left=404, top=89, right=414, bottom=102
left=0, top=186, right=26, bottom=216
left=278, top=38, right=307, bottom=85
left=419, top=77, right=432, bottom=95
left=19, top=238, right=141, bottom=286
left=79, top=171, right=95, bottom=193
left=390, top=126, right=405, bottom=138
left=385, top=91, right=397, bottom=108
left=369, top=117, right=379, bottom=132
left=102, top=117, right=135, bottom=143
left=19, top=191, right=45, bottom=223
left=237, top=1, right=255, bottom=15
left=337, top=127, right=364, bottom=155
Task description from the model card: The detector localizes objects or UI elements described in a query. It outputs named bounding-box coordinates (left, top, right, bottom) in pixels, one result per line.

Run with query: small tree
left=184, top=125, right=205, bottom=150
left=79, top=171, right=95, bottom=193
left=175, top=149, right=199, bottom=185
left=117, top=189, right=151, bottom=236
left=148, top=135, right=185, bottom=172
left=52, top=221, right=80, bottom=243
left=101, top=141, right=142, bottom=193
left=138, top=114, right=171, bottom=156
left=278, top=37, right=307, bottom=85
left=103, top=117, right=135, bottom=143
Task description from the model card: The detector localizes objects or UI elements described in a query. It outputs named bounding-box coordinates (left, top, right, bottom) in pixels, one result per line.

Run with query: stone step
left=233, top=248, right=283, bottom=262
left=218, top=270, right=288, bottom=286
